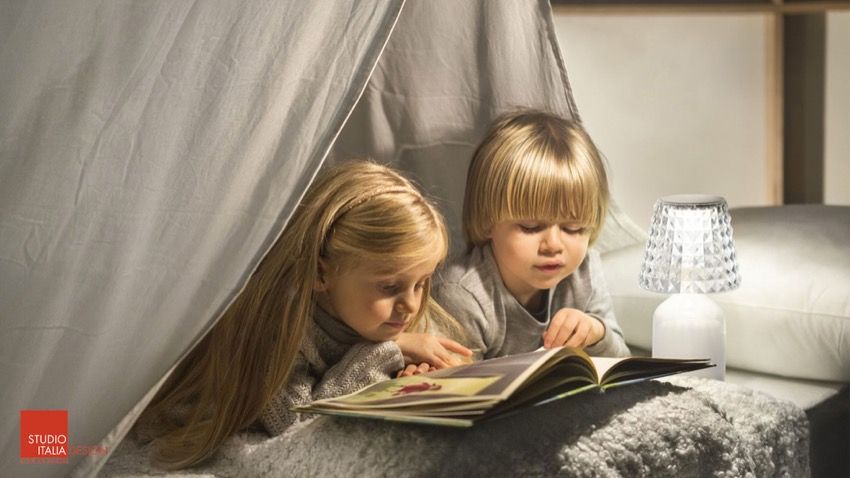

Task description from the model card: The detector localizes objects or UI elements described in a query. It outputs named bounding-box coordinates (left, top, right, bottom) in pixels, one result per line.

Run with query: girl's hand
left=396, top=332, right=473, bottom=369
left=397, top=362, right=436, bottom=377
left=543, top=308, right=605, bottom=349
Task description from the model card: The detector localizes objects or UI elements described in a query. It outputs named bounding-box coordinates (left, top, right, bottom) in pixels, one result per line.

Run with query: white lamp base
left=652, top=294, right=726, bottom=381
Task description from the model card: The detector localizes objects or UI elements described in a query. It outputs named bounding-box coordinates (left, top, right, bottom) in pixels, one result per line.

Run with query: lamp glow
left=639, top=195, right=741, bottom=380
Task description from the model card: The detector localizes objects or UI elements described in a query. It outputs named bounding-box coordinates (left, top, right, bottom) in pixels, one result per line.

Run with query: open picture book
left=292, top=346, right=714, bottom=427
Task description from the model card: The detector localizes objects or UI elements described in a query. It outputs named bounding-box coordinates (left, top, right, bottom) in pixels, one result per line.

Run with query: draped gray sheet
left=0, top=2, right=403, bottom=476
left=330, top=0, right=646, bottom=255
left=0, top=1, right=646, bottom=477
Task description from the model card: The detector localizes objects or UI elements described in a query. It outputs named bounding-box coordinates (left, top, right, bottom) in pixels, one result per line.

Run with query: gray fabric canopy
left=331, top=0, right=645, bottom=256
left=0, top=1, right=645, bottom=477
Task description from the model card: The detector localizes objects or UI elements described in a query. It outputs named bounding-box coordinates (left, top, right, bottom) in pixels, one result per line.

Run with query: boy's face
left=315, top=254, right=441, bottom=342
left=488, top=220, right=590, bottom=309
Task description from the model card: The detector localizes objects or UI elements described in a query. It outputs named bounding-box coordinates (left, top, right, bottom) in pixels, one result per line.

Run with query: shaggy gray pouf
left=100, top=376, right=809, bottom=478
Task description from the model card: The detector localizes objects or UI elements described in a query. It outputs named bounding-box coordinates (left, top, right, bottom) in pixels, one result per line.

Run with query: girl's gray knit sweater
left=260, top=305, right=404, bottom=435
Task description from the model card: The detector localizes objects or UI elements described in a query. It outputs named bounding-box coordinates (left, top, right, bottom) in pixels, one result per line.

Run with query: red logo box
left=20, top=410, right=68, bottom=461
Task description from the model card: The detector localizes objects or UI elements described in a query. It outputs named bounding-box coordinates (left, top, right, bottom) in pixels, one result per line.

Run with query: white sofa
left=600, top=204, right=850, bottom=478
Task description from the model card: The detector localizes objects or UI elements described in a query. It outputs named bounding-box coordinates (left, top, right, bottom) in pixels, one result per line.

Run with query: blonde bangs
left=507, top=151, right=597, bottom=223
left=479, top=145, right=607, bottom=241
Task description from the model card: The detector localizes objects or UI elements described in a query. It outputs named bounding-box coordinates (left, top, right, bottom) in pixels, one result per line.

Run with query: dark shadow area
left=807, top=384, right=849, bottom=478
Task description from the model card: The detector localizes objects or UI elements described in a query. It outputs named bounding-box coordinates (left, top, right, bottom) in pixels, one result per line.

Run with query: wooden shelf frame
left=551, top=0, right=849, bottom=204
left=552, top=0, right=849, bottom=15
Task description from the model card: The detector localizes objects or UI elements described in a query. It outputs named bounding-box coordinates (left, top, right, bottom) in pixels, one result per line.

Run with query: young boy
left=433, top=110, right=630, bottom=359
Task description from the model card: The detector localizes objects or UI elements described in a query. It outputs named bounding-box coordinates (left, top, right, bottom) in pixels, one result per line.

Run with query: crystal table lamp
left=638, top=195, right=741, bottom=380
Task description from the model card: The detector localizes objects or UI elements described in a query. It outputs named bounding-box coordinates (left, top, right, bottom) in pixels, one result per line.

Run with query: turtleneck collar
left=313, top=303, right=364, bottom=345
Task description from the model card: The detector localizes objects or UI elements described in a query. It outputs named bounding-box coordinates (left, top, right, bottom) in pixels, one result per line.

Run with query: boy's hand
left=396, top=332, right=473, bottom=369
left=543, top=308, right=605, bottom=349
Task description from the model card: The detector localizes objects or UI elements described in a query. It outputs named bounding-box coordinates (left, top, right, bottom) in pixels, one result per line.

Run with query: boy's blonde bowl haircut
left=463, top=110, right=610, bottom=250
left=138, top=160, right=460, bottom=470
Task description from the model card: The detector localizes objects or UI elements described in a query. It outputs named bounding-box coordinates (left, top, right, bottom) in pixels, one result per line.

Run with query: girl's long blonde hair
left=463, top=110, right=610, bottom=250
left=137, top=160, right=458, bottom=469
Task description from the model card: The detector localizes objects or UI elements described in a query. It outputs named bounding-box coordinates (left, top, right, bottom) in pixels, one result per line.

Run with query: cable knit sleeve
left=312, top=340, right=404, bottom=400
left=260, top=353, right=316, bottom=436
left=261, top=340, right=404, bottom=436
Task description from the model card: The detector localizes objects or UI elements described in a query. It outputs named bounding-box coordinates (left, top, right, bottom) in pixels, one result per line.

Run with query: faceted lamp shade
left=639, top=195, right=741, bottom=294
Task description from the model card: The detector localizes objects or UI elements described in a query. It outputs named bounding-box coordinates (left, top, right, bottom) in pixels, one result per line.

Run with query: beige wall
left=553, top=11, right=849, bottom=227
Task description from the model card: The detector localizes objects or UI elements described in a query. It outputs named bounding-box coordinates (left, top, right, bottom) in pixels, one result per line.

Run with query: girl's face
left=315, top=253, right=442, bottom=342
left=488, top=219, right=590, bottom=310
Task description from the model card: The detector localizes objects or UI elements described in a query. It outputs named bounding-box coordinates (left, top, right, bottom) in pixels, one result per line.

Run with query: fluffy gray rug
left=100, top=376, right=810, bottom=477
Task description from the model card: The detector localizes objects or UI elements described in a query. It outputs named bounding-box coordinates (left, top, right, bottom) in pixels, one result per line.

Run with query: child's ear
left=314, top=258, right=330, bottom=292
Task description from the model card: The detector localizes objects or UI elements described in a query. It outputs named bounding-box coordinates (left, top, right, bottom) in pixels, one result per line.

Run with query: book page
left=308, top=347, right=564, bottom=410
left=588, top=356, right=627, bottom=380
left=591, top=356, right=714, bottom=387
left=312, top=374, right=504, bottom=410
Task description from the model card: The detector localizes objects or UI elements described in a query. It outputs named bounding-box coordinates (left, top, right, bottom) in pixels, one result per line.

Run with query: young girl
left=432, top=110, right=631, bottom=360
left=136, top=160, right=464, bottom=469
